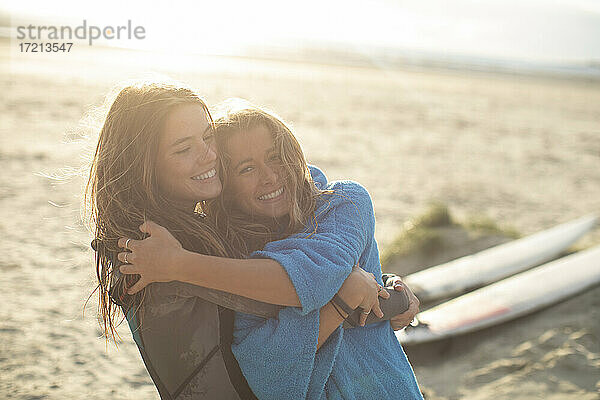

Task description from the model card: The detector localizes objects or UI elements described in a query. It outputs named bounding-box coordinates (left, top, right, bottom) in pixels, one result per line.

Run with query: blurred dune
left=1, top=38, right=599, bottom=399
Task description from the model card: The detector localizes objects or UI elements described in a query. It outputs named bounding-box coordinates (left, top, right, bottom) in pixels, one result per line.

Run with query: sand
left=1, top=38, right=599, bottom=399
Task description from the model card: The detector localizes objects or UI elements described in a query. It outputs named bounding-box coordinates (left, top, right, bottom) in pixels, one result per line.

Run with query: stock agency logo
left=16, top=20, right=146, bottom=46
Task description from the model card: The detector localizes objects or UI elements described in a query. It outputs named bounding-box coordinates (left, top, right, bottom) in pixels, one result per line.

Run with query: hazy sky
left=5, top=0, right=600, bottom=63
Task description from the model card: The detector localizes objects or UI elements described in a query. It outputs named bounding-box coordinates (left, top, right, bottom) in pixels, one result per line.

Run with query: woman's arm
left=116, top=221, right=389, bottom=336
left=117, top=221, right=301, bottom=307
left=118, top=181, right=378, bottom=313
left=116, top=221, right=388, bottom=345
left=116, top=219, right=391, bottom=325
left=229, top=267, right=388, bottom=399
left=177, top=251, right=302, bottom=306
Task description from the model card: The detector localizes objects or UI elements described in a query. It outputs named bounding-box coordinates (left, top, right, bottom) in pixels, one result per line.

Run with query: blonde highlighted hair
left=206, top=101, right=323, bottom=255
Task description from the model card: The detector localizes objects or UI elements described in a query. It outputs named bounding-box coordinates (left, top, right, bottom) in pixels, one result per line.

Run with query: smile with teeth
left=191, top=168, right=217, bottom=181
left=258, top=187, right=284, bottom=201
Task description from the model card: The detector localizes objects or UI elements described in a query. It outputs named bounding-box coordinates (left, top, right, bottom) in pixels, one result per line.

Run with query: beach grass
left=380, top=202, right=520, bottom=268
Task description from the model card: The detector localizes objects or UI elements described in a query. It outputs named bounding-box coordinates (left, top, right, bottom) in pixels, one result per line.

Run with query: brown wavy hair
left=85, top=80, right=232, bottom=342
left=205, top=101, right=324, bottom=256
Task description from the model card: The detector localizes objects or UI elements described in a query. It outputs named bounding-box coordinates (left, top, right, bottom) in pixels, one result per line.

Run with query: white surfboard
left=403, top=214, right=598, bottom=303
left=396, top=245, right=600, bottom=345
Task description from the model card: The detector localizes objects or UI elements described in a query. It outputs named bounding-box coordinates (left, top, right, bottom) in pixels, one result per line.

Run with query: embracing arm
left=118, top=182, right=380, bottom=311
left=116, top=221, right=300, bottom=306
left=116, top=219, right=390, bottom=322
left=117, top=223, right=387, bottom=342
left=173, top=251, right=389, bottom=337
left=175, top=250, right=300, bottom=307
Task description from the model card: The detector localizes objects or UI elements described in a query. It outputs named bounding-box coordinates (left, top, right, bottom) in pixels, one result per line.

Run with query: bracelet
left=330, top=301, right=348, bottom=320
left=331, top=294, right=355, bottom=316
left=332, top=294, right=359, bottom=327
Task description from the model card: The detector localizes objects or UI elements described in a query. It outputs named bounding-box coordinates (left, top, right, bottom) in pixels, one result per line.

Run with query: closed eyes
left=173, top=133, right=214, bottom=156
left=239, top=165, right=254, bottom=174
left=175, top=147, right=190, bottom=155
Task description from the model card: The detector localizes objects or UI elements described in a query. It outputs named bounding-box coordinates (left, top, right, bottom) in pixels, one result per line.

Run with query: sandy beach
left=1, top=38, right=599, bottom=399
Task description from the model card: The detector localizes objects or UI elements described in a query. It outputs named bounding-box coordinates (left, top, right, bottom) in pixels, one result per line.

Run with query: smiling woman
left=225, top=124, right=290, bottom=218
left=155, top=104, right=221, bottom=209
left=203, top=105, right=324, bottom=258
left=85, top=81, right=232, bottom=338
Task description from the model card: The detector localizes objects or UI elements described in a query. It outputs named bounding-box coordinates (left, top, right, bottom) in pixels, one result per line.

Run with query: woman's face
left=155, top=104, right=222, bottom=207
left=225, top=124, right=290, bottom=218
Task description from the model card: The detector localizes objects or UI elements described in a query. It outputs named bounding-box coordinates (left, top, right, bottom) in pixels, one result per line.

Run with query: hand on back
left=117, top=220, right=184, bottom=294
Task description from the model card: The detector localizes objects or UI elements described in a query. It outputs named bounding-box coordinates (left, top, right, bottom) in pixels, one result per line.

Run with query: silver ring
left=377, top=285, right=383, bottom=293
left=361, top=310, right=370, bottom=315
left=124, top=252, right=129, bottom=264
left=125, top=238, right=132, bottom=250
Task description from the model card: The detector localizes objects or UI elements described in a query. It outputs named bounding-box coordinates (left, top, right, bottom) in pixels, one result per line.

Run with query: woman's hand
left=336, top=266, right=390, bottom=326
left=117, top=220, right=185, bottom=294
left=385, top=276, right=420, bottom=331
